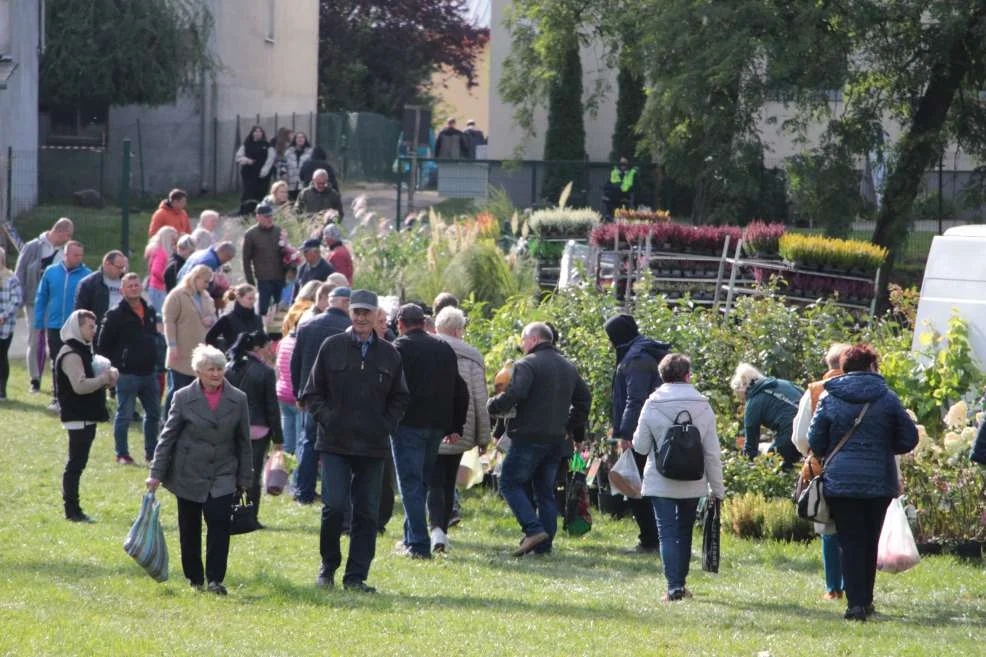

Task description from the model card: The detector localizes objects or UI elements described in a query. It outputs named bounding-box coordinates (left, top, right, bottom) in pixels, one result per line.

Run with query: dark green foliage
left=40, top=0, right=214, bottom=108
left=542, top=40, right=587, bottom=204
left=611, top=63, right=646, bottom=162
left=787, top=140, right=862, bottom=236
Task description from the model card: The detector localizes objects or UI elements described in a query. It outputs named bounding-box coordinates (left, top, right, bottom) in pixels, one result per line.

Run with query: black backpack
left=655, top=410, right=705, bottom=481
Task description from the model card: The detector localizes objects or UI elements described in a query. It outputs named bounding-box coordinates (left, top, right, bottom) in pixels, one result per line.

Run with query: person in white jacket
left=632, top=353, right=725, bottom=602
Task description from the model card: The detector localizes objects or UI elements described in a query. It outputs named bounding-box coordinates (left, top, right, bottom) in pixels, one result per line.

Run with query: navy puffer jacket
left=808, top=372, right=917, bottom=498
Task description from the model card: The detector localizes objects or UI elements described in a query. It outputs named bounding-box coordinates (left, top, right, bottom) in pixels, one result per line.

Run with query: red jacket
left=327, top=244, right=353, bottom=285
left=148, top=201, right=192, bottom=237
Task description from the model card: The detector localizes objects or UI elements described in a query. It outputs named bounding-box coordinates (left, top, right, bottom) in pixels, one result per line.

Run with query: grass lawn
left=1, top=361, right=984, bottom=656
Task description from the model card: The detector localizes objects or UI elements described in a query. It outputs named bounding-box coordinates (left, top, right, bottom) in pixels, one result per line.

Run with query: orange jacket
left=148, top=201, right=192, bottom=237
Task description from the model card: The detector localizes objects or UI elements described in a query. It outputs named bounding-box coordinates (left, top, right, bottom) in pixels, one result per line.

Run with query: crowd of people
left=0, top=188, right=924, bottom=619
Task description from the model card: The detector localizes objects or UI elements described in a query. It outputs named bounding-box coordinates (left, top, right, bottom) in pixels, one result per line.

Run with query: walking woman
left=57, top=310, right=118, bottom=522
left=206, top=284, right=264, bottom=352
left=0, top=247, right=23, bottom=400
left=162, top=264, right=216, bottom=414
left=808, top=343, right=917, bottom=621
left=224, top=331, right=282, bottom=528
left=235, top=125, right=275, bottom=214
left=147, top=344, right=252, bottom=595
left=145, top=226, right=178, bottom=311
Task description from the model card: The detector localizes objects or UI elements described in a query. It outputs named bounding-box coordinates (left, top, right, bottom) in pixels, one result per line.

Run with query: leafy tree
left=40, top=0, right=214, bottom=108
left=318, top=1, right=488, bottom=117
left=611, top=61, right=645, bottom=163
left=542, top=40, right=587, bottom=203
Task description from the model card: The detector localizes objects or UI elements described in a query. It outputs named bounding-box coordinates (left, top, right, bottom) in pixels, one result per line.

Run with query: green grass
left=1, top=360, right=984, bottom=656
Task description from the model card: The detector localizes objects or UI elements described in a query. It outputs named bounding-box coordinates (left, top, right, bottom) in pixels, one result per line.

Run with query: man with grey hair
left=15, top=217, right=74, bottom=392
left=294, top=168, right=343, bottom=218
left=488, top=321, right=591, bottom=557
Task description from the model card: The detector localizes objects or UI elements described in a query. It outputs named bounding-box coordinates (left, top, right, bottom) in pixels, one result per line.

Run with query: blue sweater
left=808, top=372, right=917, bottom=498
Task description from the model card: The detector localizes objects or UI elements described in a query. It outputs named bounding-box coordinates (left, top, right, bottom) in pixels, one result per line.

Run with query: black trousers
left=378, top=455, right=396, bottom=533
left=47, top=328, right=63, bottom=391
left=427, top=453, right=463, bottom=533
left=828, top=496, right=892, bottom=610
left=630, top=495, right=661, bottom=548
left=0, top=335, right=11, bottom=396
left=176, top=492, right=236, bottom=586
left=248, top=437, right=271, bottom=521
left=62, top=425, right=97, bottom=517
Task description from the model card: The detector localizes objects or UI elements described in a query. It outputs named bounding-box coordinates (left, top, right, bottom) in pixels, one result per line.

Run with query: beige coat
left=437, top=334, right=491, bottom=455
left=162, top=286, right=216, bottom=376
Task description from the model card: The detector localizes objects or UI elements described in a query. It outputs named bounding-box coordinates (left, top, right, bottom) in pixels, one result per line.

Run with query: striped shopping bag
left=123, top=492, right=169, bottom=582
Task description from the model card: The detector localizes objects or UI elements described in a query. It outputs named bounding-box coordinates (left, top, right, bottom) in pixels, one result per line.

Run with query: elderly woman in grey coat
left=147, top=344, right=252, bottom=595
left=430, top=306, right=491, bottom=552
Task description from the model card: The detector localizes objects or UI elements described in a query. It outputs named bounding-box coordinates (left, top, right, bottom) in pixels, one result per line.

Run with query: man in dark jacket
left=463, top=119, right=486, bottom=159
left=295, top=169, right=344, bottom=219
left=391, top=303, right=467, bottom=559
left=301, top=290, right=410, bottom=593
left=291, top=287, right=353, bottom=504
left=434, top=118, right=467, bottom=159
left=74, top=250, right=128, bottom=336
left=488, top=322, right=592, bottom=557
left=242, top=203, right=285, bottom=315
left=299, top=146, right=338, bottom=191
left=604, top=314, right=671, bottom=554
left=293, top=238, right=334, bottom=301
left=96, top=273, right=162, bottom=465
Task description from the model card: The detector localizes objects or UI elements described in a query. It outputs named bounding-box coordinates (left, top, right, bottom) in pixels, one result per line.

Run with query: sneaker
left=512, top=531, right=550, bottom=557
left=662, top=589, right=685, bottom=602
left=316, top=565, right=334, bottom=589
left=844, top=606, right=867, bottom=621
left=66, top=512, right=95, bottom=523
left=116, top=455, right=136, bottom=466
left=30, top=379, right=41, bottom=393
left=430, top=528, right=447, bottom=553
left=864, top=604, right=878, bottom=618
left=623, top=543, right=661, bottom=555
left=47, top=399, right=60, bottom=412
left=343, top=581, right=377, bottom=594
left=207, top=581, right=228, bottom=596
left=448, top=511, right=461, bottom=528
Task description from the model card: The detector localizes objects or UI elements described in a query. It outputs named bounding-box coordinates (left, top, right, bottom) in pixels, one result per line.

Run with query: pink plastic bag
left=264, top=450, right=289, bottom=496
left=877, top=497, right=920, bottom=574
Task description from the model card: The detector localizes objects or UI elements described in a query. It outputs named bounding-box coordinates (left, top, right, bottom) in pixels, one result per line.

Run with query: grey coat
left=150, top=382, right=253, bottom=503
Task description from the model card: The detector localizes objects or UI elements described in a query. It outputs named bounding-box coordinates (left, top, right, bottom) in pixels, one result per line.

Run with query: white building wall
left=0, top=0, right=40, bottom=216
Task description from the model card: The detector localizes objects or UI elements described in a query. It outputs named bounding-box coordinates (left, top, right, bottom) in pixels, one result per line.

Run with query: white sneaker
left=47, top=399, right=60, bottom=412
left=430, top=527, right=447, bottom=553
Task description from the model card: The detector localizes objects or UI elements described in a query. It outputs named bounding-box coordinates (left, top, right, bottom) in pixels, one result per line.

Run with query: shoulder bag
left=796, top=402, right=870, bottom=525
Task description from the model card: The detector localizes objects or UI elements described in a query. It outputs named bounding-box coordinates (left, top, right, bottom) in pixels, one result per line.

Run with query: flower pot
left=951, top=541, right=985, bottom=560
left=916, top=542, right=944, bottom=556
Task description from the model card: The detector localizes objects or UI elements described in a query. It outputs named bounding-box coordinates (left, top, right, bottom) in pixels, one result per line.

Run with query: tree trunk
left=872, top=9, right=986, bottom=306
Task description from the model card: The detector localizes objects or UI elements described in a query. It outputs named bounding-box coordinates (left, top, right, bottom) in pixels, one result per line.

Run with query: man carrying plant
left=488, top=322, right=592, bottom=556
left=605, top=314, right=671, bottom=555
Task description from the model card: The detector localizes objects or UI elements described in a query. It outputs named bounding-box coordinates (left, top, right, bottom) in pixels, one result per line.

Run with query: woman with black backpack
left=632, top=353, right=724, bottom=602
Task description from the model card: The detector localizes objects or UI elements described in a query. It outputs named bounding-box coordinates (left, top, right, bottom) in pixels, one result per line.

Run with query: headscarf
left=60, top=309, right=93, bottom=345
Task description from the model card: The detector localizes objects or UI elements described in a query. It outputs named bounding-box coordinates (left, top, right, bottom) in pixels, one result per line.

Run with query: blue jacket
left=743, top=376, right=802, bottom=461
left=177, top=247, right=221, bottom=281
left=808, top=372, right=917, bottom=498
left=610, top=335, right=669, bottom=439
left=33, top=261, right=92, bottom=330
left=972, top=423, right=986, bottom=465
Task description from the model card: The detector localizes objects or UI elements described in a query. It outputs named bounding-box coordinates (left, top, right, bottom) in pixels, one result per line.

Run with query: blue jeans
left=650, top=496, right=700, bottom=594
left=147, top=287, right=167, bottom=313
left=293, top=411, right=319, bottom=503
left=114, top=373, right=161, bottom=460
left=499, top=440, right=562, bottom=553
left=279, top=401, right=302, bottom=455
left=822, top=532, right=845, bottom=593
left=391, top=425, right=445, bottom=556
left=319, top=452, right=384, bottom=585
left=165, top=370, right=195, bottom=420
left=256, top=279, right=284, bottom=316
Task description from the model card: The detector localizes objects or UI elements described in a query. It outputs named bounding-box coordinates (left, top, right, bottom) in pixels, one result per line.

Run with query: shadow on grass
left=14, top=558, right=134, bottom=580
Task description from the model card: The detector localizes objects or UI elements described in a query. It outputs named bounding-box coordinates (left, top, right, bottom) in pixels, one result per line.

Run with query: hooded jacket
left=34, top=261, right=92, bottom=330
left=148, top=200, right=192, bottom=237
left=743, top=376, right=803, bottom=462
left=807, top=372, right=918, bottom=498
left=605, top=316, right=671, bottom=440
left=632, top=382, right=725, bottom=499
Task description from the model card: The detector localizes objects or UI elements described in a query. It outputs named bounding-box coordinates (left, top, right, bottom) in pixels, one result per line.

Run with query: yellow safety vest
left=610, top=167, right=637, bottom=193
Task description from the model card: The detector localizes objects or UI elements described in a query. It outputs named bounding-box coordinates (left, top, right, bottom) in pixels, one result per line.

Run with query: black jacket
left=74, top=271, right=112, bottom=325
left=163, top=253, right=187, bottom=292
left=224, top=355, right=283, bottom=444
left=301, top=332, right=410, bottom=458
left=293, top=258, right=334, bottom=300
left=96, top=298, right=161, bottom=376
left=291, top=307, right=352, bottom=399
left=394, top=328, right=466, bottom=434
left=487, top=342, right=591, bottom=443
left=610, top=335, right=670, bottom=439
left=299, top=159, right=338, bottom=190
left=206, top=303, right=264, bottom=353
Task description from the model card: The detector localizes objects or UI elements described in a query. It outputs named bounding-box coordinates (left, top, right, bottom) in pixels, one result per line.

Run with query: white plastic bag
left=607, top=449, right=642, bottom=499
left=877, top=497, right=921, bottom=574
left=457, top=447, right=485, bottom=489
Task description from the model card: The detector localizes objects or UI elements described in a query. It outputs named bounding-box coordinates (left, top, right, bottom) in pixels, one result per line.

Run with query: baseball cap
left=329, top=286, right=351, bottom=299
left=302, top=238, right=322, bottom=251
left=256, top=203, right=274, bottom=216
left=349, top=289, right=378, bottom=311
left=396, top=303, right=425, bottom=323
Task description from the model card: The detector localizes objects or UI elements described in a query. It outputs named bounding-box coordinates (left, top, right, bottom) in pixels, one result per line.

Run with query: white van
left=912, top=225, right=986, bottom=364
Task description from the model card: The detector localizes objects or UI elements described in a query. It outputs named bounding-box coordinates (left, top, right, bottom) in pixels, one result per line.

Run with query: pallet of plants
left=777, top=233, right=888, bottom=276
left=741, top=221, right=786, bottom=260
left=613, top=208, right=672, bottom=223
left=528, top=207, right=601, bottom=288
left=750, top=268, right=877, bottom=304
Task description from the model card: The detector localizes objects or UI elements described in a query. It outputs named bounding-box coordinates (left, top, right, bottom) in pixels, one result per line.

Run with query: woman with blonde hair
left=162, top=264, right=216, bottom=414
left=263, top=180, right=291, bottom=212
left=273, top=279, right=320, bottom=456
left=0, top=246, right=24, bottom=400
left=145, top=226, right=178, bottom=311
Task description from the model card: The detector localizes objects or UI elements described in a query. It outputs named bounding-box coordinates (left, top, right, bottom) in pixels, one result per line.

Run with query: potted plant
left=742, top=221, right=786, bottom=259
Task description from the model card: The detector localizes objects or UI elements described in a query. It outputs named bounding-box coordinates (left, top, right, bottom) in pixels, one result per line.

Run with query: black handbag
left=702, top=497, right=721, bottom=574
left=228, top=492, right=259, bottom=536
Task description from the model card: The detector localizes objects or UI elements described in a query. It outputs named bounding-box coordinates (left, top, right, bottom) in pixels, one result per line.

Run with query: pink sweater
left=148, top=246, right=169, bottom=291
left=275, top=335, right=297, bottom=404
